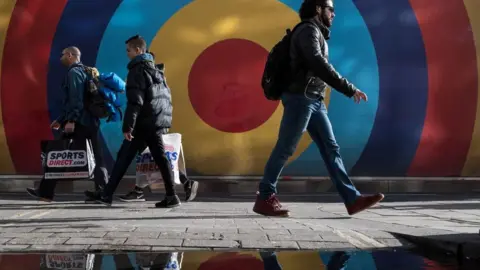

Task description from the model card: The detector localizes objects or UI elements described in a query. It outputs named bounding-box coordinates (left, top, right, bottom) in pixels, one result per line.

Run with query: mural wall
left=0, top=0, right=479, bottom=177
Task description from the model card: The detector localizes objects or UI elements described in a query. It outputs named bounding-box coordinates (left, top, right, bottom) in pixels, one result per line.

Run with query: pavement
left=4, top=176, right=480, bottom=194
left=0, top=193, right=479, bottom=258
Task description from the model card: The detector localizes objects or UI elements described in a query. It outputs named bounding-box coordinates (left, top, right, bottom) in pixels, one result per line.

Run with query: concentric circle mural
left=0, top=0, right=479, bottom=177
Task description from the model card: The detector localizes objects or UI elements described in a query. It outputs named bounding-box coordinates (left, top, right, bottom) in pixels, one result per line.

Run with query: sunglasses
left=323, top=6, right=335, bottom=13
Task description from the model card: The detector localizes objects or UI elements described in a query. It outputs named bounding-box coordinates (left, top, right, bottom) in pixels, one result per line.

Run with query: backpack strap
left=289, top=20, right=320, bottom=84
left=287, top=20, right=315, bottom=36
left=106, top=107, right=124, bottom=123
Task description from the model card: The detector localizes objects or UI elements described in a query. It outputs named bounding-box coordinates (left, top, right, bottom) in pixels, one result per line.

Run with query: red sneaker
left=346, top=193, right=384, bottom=215
left=253, top=193, right=290, bottom=217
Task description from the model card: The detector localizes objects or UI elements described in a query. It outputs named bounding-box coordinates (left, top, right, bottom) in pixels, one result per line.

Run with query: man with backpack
left=85, top=35, right=181, bottom=208
left=255, top=0, right=384, bottom=217
left=26, top=46, right=109, bottom=202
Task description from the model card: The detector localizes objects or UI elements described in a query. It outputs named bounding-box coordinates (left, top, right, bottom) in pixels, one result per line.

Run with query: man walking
left=254, top=0, right=384, bottom=217
left=27, top=46, right=108, bottom=202
left=119, top=52, right=199, bottom=203
left=85, top=35, right=180, bottom=208
left=119, top=148, right=199, bottom=203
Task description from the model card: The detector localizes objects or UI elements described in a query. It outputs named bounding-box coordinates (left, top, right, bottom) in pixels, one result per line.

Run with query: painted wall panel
left=0, top=0, right=478, bottom=177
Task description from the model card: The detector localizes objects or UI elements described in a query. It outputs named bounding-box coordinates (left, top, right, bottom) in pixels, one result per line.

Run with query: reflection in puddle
left=0, top=249, right=477, bottom=269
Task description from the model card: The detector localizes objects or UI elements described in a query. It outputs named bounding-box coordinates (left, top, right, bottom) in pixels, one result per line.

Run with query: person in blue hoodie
left=27, top=46, right=108, bottom=202
left=85, top=35, right=180, bottom=207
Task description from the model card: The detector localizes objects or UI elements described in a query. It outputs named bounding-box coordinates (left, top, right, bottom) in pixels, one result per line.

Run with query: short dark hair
left=299, top=0, right=329, bottom=20
left=125, top=35, right=147, bottom=51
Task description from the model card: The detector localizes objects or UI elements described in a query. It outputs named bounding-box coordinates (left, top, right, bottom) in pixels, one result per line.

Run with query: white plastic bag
left=164, top=252, right=179, bottom=270
left=136, top=133, right=186, bottom=185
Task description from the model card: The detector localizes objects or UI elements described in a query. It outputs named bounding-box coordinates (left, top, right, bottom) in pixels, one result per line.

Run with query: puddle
left=0, top=248, right=478, bottom=269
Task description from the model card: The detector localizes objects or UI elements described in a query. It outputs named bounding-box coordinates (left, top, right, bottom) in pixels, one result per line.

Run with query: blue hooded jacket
left=98, top=72, right=126, bottom=122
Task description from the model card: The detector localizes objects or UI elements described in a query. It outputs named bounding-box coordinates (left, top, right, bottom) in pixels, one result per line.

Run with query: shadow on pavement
left=393, top=232, right=480, bottom=267
left=3, top=192, right=480, bottom=203
left=0, top=215, right=352, bottom=225
left=0, top=204, right=129, bottom=210
left=377, top=202, right=480, bottom=211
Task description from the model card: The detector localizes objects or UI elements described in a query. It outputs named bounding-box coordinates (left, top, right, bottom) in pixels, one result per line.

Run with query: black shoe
left=118, top=188, right=146, bottom=202
left=84, top=197, right=100, bottom=204
left=84, top=190, right=112, bottom=206
left=155, top=195, right=181, bottom=208
left=84, top=189, right=102, bottom=204
left=184, top=180, right=199, bottom=202
left=26, top=188, right=52, bottom=202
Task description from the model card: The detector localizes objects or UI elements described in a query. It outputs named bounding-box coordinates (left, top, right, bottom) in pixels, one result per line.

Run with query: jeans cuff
left=344, top=193, right=361, bottom=206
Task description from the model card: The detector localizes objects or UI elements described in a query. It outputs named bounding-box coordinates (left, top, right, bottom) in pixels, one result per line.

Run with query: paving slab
left=124, top=238, right=183, bottom=247
left=0, top=238, right=11, bottom=245
left=0, top=193, right=479, bottom=258
left=241, top=240, right=299, bottom=250
left=8, top=238, right=69, bottom=245
left=183, top=239, right=239, bottom=248
left=0, top=245, right=30, bottom=252
left=27, top=245, right=90, bottom=252
left=89, top=245, right=152, bottom=252
left=65, top=238, right=127, bottom=245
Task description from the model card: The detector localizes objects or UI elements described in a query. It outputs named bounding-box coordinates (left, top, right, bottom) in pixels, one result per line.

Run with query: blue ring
left=282, top=0, right=379, bottom=175
left=47, top=0, right=122, bottom=169
left=350, top=0, right=428, bottom=176
left=95, top=0, right=193, bottom=170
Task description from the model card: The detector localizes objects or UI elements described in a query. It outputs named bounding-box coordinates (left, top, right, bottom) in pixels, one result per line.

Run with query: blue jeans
left=259, top=93, right=361, bottom=205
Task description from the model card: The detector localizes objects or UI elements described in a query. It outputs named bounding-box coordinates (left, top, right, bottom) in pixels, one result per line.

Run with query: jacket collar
left=309, top=17, right=331, bottom=40
left=127, top=53, right=154, bottom=70
left=68, top=62, right=83, bottom=71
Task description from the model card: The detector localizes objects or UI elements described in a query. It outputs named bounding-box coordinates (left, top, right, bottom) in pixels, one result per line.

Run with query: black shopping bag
left=40, top=138, right=96, bottom=180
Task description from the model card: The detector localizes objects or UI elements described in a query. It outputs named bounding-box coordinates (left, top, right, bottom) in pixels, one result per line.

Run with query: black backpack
left=261, top=21, right=311, bottom=100
left=82, top=66, right=111, bottom=119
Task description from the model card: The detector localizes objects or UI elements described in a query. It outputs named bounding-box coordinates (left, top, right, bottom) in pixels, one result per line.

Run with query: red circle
left=188, top=38, right=279, bottom=133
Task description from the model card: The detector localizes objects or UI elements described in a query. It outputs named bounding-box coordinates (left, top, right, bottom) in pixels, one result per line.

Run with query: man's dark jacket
left=123, top=53, right=172, bottom=134
left=57, top=63, right=98, bottom=127
left=288, top=18, right=358, bottom=99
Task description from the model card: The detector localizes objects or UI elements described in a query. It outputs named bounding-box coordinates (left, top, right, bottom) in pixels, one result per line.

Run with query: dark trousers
left=38, top=124, right=108, bottom=199
left=103, top=126, right=176, bottom=197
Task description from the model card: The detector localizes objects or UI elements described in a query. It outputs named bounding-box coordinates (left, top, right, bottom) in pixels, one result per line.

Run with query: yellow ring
left=150, top=0, right=314, bottom=175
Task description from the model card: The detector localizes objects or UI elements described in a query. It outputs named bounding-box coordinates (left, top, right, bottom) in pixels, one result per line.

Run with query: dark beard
left=321, top=14, right=331, bottom=28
